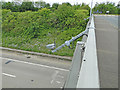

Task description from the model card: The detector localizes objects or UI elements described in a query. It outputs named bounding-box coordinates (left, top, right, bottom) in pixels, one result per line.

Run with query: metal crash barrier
left=64, top=15, right=100, bottom=89
left=52, top=14, right=100, bottom=88
left=76, top=15, right=99, bottom=88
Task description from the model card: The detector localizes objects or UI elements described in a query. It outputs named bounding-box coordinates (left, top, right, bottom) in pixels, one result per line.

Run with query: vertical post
left=90, top=0, right=93, bottom=17
left=0, top=2, right=2, bottom=89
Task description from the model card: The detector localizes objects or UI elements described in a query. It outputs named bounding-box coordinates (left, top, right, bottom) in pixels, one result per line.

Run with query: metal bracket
left=65, top=41, right=70, bottom=46
left=77, top=41, right=85, bottom=45
left=88, top=26, right=95, bottom=29
left=77, top=41, right=86, bottom=52
left=83, top=34, right=88, bottom=37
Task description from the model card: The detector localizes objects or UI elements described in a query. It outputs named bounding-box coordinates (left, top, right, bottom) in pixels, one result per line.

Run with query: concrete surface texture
left=95, top=16, right=118, bottom=88
left=2, top=50, right=71, bottom=88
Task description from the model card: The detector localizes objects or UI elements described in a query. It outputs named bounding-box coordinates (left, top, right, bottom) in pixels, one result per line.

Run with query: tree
left=2, top=1, right=38, bottom=12
left=52, top=3, right=59, bottom=11
left=2, top=2, right=14, bottom=10
left=39, top=1, right=46, bottom=8
left=20, top=2, right=34, bottom=11
left=62, top=2, right=72, bottom=7
left=54, top=4, right=74, bottom=29
left=45, top=3, right=50, bottom=9
left=38, top=8, right=52, bottom=17
left=80, top=4, right=90, bottom=11
left=117, top=1, right=120, bottom=14
left=34, top=2, right=41, bottom=8
left=117, top=1, right=120, bottom=7
left=93, top=2, right=118, bottom=14
left=72, top=4, right=81, bottom=10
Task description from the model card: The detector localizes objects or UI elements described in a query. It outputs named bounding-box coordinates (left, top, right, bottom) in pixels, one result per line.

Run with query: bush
left=2, top=3, right=89, bottom=56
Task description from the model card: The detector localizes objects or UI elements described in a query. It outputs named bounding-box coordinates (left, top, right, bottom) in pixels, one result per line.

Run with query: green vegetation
left=2, top=2, right=89, bottom=56
left=93, top=2, right=120, bottom=14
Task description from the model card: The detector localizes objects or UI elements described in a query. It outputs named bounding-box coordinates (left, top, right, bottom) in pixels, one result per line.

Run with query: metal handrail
left=76, top=15, right=100, bottom=88
left=52, top=18, right=91, bottom=53
left=63, top=15, right=100, bottom=89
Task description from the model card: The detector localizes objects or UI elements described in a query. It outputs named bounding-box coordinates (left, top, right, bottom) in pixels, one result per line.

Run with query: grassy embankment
left=2, top=6, right=89, bottom=56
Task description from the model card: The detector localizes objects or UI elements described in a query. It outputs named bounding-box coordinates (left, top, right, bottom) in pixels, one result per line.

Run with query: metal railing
left=63, top=15, right=100, bottom=89
left=63, top=17, right=91, bottom=89
left=51, top=13, right=100, bottom=88
left=76, top=15, right=100, bottom=88
left=52, top=18, right=91, bottom=53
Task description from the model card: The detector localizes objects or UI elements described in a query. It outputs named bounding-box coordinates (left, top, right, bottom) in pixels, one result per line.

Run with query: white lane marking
left=1, top=57, right=69, bottom=72
left=2, top=73, right=16, bottom=78
left=60, top=87, right=63, bottom=89
left=56, top=81, right=61, bottom=84
left=50, top=80, right=54, bottom=84
left=51, top=70, right=59, bottom=84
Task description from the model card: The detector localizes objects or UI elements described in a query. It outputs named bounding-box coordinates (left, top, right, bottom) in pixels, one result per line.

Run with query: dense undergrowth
left=2, top=4, right=89, bottom=56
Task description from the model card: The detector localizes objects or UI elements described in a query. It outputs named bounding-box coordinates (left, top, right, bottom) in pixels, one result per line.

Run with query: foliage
left=2, top=2, right=90, bottom=56
left=93, top=2, right=119, bottom=14
left=51, top=3, right=59, bottom=11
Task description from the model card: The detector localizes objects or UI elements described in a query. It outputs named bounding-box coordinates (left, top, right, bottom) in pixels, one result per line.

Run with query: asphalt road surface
left=2, top=50, right=71, bottom=88
left=98, top=15, right=118, bottom=28
left=95, top=15, right=118, bottom=88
